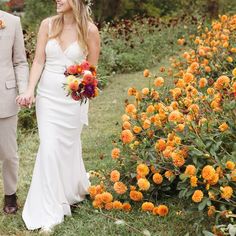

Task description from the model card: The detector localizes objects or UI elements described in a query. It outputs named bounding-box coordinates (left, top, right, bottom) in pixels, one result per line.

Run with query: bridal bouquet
left=63, top=61, right=98, bottom=103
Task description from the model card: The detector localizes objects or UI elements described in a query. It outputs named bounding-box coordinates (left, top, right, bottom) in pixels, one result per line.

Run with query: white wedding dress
left=22, top=36, right=90, bottom=230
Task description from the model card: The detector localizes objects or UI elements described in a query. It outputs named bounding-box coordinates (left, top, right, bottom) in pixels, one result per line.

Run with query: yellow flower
left=143, top=69, right=150, bottom=77
left=111, top=148, right=120, bottom=159
left=190, top=176, right=198, bottom=187
left=164, top=170, right=174, bottom=180
left=146, top=105, right=155, bottom=113
left=141, top=202, right=154, bottom=212
left=101, top=192, right=113, bottom=203
left=142, top=119, right=151, bottom=130
left=231, top=169, right=236, bottom=181
left=192, top=190, right=204, bottom=203
left=232, top=68, right=236, bottom=77
left=130, top=190, right=143, bottom=201
left=153, top=173, right=163, bottom=185
left=137, top=164, right=149, bottom=177
left=168, top=110, right=184, bottom=123
left=122, top=114, right=130, bottom=122
left=133, top=126, right=142, bottom=134
left=137, top=178, right=150, bottom=191
left=219, top=122, right=229, bottom=132
left=123, top=121, right=131, bottom=130
left=185, top=165, right=196, bottom=177
left=202, top=165, right=215, bottom=181
left=208, top=173, right=219, bottom=186
left=157, top=205, right=169, bottom=216
left=155, top=139, right=166, bottom=151
left=154, top=77, right=164, bottom=87
left=122, top=203, right=132, bottom=212
left=110, top=170, right=120, bottom=182
left=125, top=104, right=136, bottom=114
left=221, top=186, right=233, bottom=200
left=121, top=130, right=134, bottom=144
left=226, top=161, right=235, bottom=170
left=127, top=87, right=137, bottom=96
left=199, top=77, right=207, bottom=88
left=142, top=88, right=150, bottom=95
left=114, top=182, right=127, bottom=195
left=113, top=200, right=123, bottom=210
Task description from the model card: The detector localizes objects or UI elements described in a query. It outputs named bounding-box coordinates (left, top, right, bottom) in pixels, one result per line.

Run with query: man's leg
left=0, top=115, right=18, bottom=213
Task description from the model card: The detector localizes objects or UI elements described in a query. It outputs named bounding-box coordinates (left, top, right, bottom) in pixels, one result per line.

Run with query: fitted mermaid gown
left=22, top=38, right=90, bottom=230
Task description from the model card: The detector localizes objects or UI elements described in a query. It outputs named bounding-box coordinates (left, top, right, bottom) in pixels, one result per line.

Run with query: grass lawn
left=0, top=66, right=211, bottom=236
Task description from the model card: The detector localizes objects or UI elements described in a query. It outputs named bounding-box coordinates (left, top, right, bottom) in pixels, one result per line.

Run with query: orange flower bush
left=88, top=15, right=236, bottom=228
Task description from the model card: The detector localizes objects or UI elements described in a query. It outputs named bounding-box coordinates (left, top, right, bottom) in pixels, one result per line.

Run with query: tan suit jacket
left=0, top=10, right=29, bottom=118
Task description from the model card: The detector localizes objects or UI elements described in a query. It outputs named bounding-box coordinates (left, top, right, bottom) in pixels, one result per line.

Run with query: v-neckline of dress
left=53, top=39, right=78, bottom=54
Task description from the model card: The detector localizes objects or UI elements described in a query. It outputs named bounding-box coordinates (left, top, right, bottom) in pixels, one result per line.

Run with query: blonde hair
left=50, top=0, right=93, bottom=51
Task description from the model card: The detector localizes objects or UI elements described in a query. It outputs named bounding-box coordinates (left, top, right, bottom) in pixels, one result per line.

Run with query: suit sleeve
left=13, top=17, right=29, bottom=94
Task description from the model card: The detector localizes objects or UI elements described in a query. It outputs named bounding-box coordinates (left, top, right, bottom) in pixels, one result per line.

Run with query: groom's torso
left=0, top=10, right=21, bottom=118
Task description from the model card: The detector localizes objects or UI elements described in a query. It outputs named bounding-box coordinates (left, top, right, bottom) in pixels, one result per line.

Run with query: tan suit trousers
left=0, top=115, right=18, bottom=195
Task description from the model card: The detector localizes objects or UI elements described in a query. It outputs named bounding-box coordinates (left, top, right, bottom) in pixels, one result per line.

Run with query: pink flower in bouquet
left=67, top=65, right=78, bottom=75
left=81, top=61, right=90, bottom=71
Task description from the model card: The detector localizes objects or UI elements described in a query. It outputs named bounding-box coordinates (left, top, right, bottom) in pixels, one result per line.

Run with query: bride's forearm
left=27, top=61, right=45, bottom=92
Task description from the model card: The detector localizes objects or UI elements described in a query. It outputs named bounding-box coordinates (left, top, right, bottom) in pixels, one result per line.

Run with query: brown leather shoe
left=3, top=193, right=18, bottom=214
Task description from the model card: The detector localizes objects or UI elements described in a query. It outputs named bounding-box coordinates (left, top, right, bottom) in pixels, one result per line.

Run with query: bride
left=16, top=0, right=100, bottom=231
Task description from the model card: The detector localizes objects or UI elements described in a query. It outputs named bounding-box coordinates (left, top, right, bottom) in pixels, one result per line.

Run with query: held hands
left=16, top=89, right=35, bottom=108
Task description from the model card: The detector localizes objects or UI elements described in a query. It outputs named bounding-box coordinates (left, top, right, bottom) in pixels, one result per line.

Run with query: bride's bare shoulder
left=88, top=22, right=99, bottom=34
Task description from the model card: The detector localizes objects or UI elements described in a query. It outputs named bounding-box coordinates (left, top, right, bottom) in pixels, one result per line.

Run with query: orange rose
left=190, top=176, right=198, bottom=187
left=122, top=203, right=132, bottom=212
left=146, top=105, right=155, bottom=113
left=192, top=190, right=204, bottom=203
left=137, top=178, right=150, bottom=191
left=231, top=169, right=236, bottom=182
left=168, top=110, right=184, bottom=123
left=137, top=164, right=149, bottom=177
left=123, top=121, right=131, bottom=130
left=142, top=88, right=150, bottom=95
left=101, top=192, right=113, bottom=203
left=143, top=69, right=150, bottom=77
left=202, top=165, right=215, bottom=181
left=183, top=73, right=194, bottom=83
left=226, top=161, right=235, bottom=170
left=111, top=148, right=120, bottom=159
left=128, top=87, right=137, bottom=96
left=157, top=205, right=169, bottom=216
left=133, top=126, right=142, bottom=134
left=185, top=165, right=196, bottom=176
left=153, top=173, right=163, bottom=184
left=105, top=202, right=113, bottom=210
left=125, top=104, right=136, bottom=114
left=121, top=130, right=134, bottom=144
left=199, top=78, right=207, bottom=88
left=155, top=139, right=166, bottom=151
left=113, top=200, right=123, bottom=210
left=154, top=77, right=164, bottom=87
left=114, top=182, right=127, bottom=194
left=110, top=170, right=120, bottom=182
left=219, top=122, right=229, bottom=132
left=142, top=119, right=151, bottom=130
left=141, top=202, right=154, bottom=212
left=221, top=186, right=233, bottom=200
left=129, top=190, right=143, bottom=201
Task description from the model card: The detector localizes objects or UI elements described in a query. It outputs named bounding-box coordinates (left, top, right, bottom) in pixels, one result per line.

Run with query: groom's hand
left=16, top=90, right=35, bottom=108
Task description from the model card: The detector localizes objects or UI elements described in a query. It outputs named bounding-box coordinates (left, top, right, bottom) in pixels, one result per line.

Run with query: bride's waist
left=43, top=65, right=67, bottom=74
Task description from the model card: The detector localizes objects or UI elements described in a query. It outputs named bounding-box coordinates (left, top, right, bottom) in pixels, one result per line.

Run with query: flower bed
left=89, top=15, right=236, bottom=234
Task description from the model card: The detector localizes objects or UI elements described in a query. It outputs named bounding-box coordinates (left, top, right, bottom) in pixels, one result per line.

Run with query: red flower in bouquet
left=63, top=61, right=99, bottom=103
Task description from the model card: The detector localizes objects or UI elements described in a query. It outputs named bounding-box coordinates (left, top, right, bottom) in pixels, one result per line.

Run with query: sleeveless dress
left=22, top=32, right=90, bottom=230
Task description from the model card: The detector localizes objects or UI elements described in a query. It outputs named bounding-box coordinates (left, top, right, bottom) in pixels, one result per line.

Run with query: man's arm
left=13, top=17, right=29, bottom=94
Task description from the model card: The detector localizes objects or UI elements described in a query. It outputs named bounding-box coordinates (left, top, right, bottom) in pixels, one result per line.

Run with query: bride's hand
left=16, top=89, right=35, bottom=108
